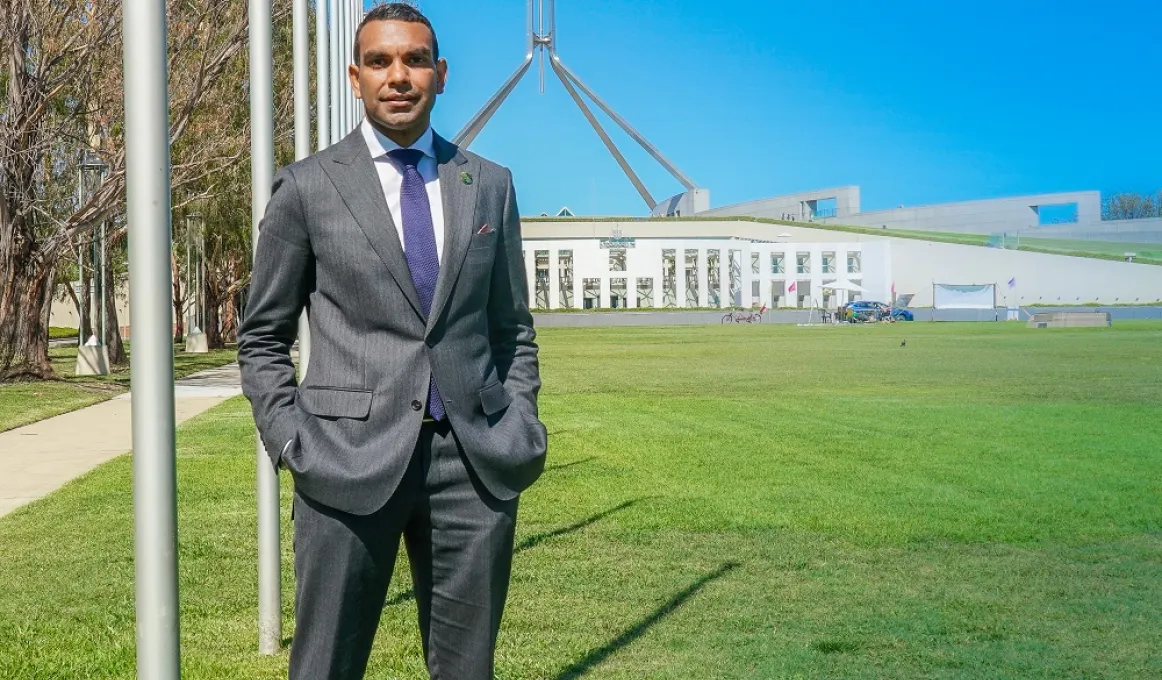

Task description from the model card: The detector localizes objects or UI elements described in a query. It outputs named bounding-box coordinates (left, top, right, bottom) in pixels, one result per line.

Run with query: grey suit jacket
left=238, top=130, right=546, bottom=515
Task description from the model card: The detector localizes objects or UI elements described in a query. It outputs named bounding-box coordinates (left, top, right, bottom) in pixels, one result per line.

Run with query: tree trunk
left=171, top=251, right=186, bottom=343
left=102, top=254, right=127, bottom=366
left=79, top=274, right=93, bottom=341
left=206, top=297, right=223, bottom=350
left=0, top=266, right=56, bottom=380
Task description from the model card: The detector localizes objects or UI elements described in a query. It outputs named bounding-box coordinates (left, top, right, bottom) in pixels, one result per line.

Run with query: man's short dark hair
left=354, top=2, right=440, bottom=65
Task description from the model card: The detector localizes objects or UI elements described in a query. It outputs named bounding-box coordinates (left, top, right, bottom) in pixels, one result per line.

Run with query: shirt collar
left=361, top=118, right=435, bottom=161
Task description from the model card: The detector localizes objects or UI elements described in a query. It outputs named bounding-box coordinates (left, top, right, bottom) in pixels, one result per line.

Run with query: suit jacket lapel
left=322, top=131, right=425, bottom=321
left=427, top=134, right=478, bottom=334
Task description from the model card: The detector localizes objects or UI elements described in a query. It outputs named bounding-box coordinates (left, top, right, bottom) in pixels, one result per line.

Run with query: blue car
left=841, top=301, right=913, bottom=322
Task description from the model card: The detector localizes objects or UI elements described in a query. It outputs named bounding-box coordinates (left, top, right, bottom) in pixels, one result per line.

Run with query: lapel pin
left=460, top=171, right=473, bottom=185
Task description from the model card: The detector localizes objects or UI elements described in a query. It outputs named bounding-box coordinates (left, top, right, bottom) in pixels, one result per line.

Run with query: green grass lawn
left=0, top=344, right=239, bottom=433
left=1, top=322, right=1160, bottom=678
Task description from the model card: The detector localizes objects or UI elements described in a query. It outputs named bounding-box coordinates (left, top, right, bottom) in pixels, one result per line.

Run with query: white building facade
left=520, top=237, right=891, bottom=310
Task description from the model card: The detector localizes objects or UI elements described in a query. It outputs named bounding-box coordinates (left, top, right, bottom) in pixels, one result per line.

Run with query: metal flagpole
left=294, top=0, right=311, bottom=380
left=316, top=0, right=330, bottom=150
left=328, top=0, right=340, bottom=145
left=348, top=0, right=357, bottom=130
left=340, top=0, right=347, bottom=132
left=122, top=0, right=180, bottom=675
left=249, top=0, right=281, bottom=656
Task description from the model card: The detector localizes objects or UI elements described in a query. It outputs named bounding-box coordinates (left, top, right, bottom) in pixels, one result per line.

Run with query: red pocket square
left=476, top=224, right=494, bottom=235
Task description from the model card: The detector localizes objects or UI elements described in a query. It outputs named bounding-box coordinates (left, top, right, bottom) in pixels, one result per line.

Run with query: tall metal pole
left=315, top=0, right=330, bottom=149
left=328, top=0, right=340, bottom=145
left=99, top=220, right=107, bottom=344
left=294, top=0, right=311, bottom=379
left=249, top=0, right=281, bottom=656
left=122, top=0, right=180, bottom=675
left=348, top=0, right=357, bottom=130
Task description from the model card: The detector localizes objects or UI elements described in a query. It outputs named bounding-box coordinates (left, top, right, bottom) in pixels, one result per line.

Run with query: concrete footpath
left=0, top=363, right=243, bottom=518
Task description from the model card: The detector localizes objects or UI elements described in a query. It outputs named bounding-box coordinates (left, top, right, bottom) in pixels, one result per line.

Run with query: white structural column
left=572, top=262, right=583, bottom=310
left=676, top=251, right=687, bottom=308
left=122, top=0, right=181, bottom=676
left=524, top=250, right=536, bottom=308
left=738, top=247, right=752, bottom=309
left=656, top=256, right=665, bottom=308
left=249, top=0, right=281, bottom=655
left=697, top=249, right=708, bottom=308
left=758, top=248, right=772, bottom=309
left=548, top=249, right=560, bottom=310
left=719, top=249, right=730, bottom=308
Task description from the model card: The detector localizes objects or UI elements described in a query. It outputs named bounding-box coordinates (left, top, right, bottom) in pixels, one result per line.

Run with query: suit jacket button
left=411, top=400, right=423, bottom=411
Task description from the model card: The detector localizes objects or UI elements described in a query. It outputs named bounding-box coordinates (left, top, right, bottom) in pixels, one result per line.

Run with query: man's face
left=349, top=20, right=447, bottom=141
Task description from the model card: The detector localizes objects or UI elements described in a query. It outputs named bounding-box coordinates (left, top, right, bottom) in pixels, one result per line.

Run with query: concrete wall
left=822, top=191, right=1102, bottom=235
left=650, top=189, right=711, bottom=217
left=700, top=186, right=860, bottom=220
left=888, top=237, right=1162, bottom=307
left=1026, top=217, right=1162, bottom=244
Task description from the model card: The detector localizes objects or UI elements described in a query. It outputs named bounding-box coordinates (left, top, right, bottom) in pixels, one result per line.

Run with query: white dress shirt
left=360, top=118, right=446, bottom=263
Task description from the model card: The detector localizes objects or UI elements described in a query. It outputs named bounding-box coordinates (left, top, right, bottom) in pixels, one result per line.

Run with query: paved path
left=0, top=364, right=243, bottom=518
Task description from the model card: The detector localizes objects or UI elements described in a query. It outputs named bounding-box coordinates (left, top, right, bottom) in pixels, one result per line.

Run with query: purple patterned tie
left=389, top=148, right=444, bottom=420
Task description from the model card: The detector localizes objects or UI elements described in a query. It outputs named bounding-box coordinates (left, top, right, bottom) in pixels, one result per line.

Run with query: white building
left=523, top=219, right=1162, bottom=309
left=520, top=234, right=890, bottom=310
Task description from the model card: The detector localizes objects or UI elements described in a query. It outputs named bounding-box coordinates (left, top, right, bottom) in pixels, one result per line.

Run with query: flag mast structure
left=454, top=0, right=706, bottom=215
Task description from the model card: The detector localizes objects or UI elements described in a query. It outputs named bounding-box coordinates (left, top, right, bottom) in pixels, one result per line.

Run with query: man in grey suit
left=237, top=4, right=546, bottom=678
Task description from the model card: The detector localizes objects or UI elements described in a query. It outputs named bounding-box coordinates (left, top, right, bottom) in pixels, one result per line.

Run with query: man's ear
left=436, top=59, right=448, bottom=95
left=348, top=63, right=362, bottom=100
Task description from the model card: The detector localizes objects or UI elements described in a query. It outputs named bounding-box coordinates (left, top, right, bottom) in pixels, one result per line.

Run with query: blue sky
left=400, top=0, right=1162, bottom=216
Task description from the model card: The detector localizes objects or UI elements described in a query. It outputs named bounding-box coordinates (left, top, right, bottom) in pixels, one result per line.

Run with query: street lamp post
left=184, top=211, right=209, bottom=353
left=77, top=151, right=111, bottom=375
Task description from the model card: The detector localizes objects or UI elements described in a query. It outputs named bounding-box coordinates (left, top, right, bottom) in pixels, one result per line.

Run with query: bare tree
left=0, top=0, right=266, bottom=380
left=1102, top=191, right=1162, bottom=221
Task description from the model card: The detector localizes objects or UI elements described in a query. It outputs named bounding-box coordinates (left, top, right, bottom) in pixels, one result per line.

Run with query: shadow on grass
left=384, top=498, right=645, bottom=608
left=542, top=456, right=596, bottom=474
left=516, top=498, right=643, bottom=552
left=553, top=561, right=741, bottom=679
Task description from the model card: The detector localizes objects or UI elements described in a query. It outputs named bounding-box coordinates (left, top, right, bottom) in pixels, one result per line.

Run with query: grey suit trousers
left=290, top=421, right=519, bottom=680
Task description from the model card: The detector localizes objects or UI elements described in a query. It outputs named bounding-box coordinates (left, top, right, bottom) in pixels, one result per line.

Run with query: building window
left=534, top=250, right=550, bottom=309
left=636, top=277, right=654, bottom=308
left=582, top=278, right=601, bottom=309
left=609, top=248, right=626, bottom=272
left=609, top=278, right=627, bottom=308
left=771, top=253, right=785, bottom=274
left=707, top=249, right=721, bottom=306
left=662, top=249, right=677, bottom=307
left=822, top=252, right=836, bottom=274
left=751, top=251, right=760, bottom=275
left=796, top=252, right=811, bottom=275
left=558, top=250, right=574, bottom=309
left=847, top=253, right=861, bottom=274
left=685, top=249, right=699, bottom=307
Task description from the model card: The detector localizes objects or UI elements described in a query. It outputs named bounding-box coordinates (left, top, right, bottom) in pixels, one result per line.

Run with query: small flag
left=787, top=281, right=797, bottom=293
left=1008, top=277, right=1017, bottom=289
